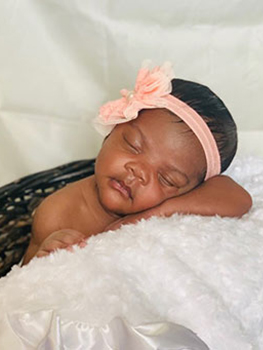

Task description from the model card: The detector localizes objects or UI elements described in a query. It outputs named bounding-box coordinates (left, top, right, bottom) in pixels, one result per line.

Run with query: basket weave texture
left=0, top=159, right=95, bottom=277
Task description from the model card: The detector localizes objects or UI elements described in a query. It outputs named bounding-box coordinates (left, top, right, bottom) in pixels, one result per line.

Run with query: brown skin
left=22, top=109, right=252, bottom=265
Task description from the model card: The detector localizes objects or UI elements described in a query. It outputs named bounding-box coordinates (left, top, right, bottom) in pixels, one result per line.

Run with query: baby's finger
left=40, top=240, right=69, bottom=253
left=77, top=240, right=87, bottom=248
left=35, top=250, right=50, bottom=258
left=66, top=239, right=87, bottom=252
left=54, top=235, right=85, bottom=247
left=59, top=228, right=85, bottom=238
left=51, top=229, right=86, bottom=244
left=66, top=246, right=74, bottom=252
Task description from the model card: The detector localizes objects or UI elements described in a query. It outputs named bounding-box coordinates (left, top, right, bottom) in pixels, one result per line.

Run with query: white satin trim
left=7, top=311, right=209, bottom=349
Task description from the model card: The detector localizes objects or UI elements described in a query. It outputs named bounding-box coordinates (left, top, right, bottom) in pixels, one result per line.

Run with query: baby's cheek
left=137, top=188, right=165, bottom=210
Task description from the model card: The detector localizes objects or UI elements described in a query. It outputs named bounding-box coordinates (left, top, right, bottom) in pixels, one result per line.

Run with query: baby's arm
left=106, top=175, right=252, bottom=230
left=159, top=175, right=252, bottom=218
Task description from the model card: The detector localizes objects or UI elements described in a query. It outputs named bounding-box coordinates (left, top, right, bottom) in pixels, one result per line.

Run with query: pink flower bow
left=94, top=61, right=175, bottom=136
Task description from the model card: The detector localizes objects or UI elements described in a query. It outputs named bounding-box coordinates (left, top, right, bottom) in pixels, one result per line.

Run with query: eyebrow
left=130, top=123, right=189, bottom=185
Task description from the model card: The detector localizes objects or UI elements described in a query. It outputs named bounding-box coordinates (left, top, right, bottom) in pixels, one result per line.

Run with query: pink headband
left=94, top=61, right=221, bottom=180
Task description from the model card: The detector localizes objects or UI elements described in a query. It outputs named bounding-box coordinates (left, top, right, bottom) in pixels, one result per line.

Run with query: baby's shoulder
left=56, top=176, right=93, bottom=201
left=40, top=177, right=90, bottom=209
left=48, top=176, right=95, bottom=220
left=32, top=177, right=94, bottom=237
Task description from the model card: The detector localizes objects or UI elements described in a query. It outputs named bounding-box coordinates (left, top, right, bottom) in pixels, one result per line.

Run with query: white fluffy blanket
left=0, top=156, right=263, bottom=350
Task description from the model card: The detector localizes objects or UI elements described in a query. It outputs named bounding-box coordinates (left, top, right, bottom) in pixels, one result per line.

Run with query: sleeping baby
left=22, top=61, right=252, bottom=265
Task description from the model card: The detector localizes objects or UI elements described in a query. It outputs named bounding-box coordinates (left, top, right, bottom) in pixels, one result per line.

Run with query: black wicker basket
left=0, top=159, right=95, bottom=277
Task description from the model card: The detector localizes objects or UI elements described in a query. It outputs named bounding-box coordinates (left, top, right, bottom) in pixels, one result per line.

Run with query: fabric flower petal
left=94, top=60, right=175, bottom=136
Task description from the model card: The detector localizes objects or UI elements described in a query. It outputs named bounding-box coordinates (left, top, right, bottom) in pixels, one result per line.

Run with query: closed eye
left=158, top=173, right=178, bottom=188
left=123, top=135, right=140, bottom=154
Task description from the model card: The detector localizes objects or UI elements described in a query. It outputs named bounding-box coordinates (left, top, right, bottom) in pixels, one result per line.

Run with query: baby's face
left=95, top=108, right=206, bottom=216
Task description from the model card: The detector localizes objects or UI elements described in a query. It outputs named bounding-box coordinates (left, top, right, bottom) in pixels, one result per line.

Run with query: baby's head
left=94, top=62, right=237, bottom=216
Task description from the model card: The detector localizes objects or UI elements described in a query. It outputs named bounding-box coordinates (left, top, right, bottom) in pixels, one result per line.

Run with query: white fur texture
left=1, top=156, right=263, bottom=349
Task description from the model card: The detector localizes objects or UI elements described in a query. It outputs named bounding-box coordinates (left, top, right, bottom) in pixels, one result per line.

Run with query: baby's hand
left=35, top=229, right=87, bottom=258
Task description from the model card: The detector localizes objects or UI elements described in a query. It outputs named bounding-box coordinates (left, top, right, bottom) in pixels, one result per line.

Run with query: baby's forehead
left=136, top=108, right=189, bottom=129
left=131, top=109, right=192, bottom=139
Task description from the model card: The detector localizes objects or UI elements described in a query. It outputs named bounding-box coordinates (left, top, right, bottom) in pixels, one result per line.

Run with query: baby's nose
left=126, top=162, right=150, bottom=185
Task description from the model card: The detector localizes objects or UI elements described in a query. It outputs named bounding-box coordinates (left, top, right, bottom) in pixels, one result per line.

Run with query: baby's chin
left=105, top=205, right=135, bottom=218
left=100, top=196, right=149, bottom=218
left=97, top=193, right=132, bottom=217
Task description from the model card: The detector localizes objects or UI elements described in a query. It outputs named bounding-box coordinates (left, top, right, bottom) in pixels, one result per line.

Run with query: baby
left=22, top=62, right=252, bottom=265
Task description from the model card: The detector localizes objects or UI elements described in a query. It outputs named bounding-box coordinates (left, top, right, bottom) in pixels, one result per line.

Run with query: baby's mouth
left=110, top=178, right=132, bottom=199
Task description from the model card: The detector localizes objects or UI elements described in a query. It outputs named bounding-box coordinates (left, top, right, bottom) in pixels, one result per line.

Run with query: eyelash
left=124, top=136, right=140, bottom=154
left=158, top=174, right=175, bottom=187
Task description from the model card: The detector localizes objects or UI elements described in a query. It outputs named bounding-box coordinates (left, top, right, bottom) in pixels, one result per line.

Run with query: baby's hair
left=170, top=79, right=237, bottom=177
